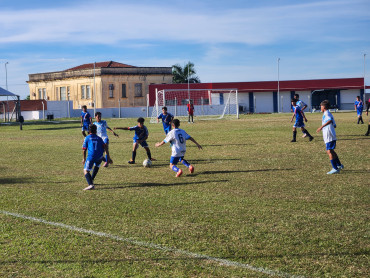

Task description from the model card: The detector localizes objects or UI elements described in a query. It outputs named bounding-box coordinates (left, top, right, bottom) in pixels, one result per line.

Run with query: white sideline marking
left=1, top=210, right=304, bottom=278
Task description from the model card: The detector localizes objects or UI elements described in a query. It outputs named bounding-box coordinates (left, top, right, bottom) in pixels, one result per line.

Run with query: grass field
left=0, top=112, right=369, bottom=277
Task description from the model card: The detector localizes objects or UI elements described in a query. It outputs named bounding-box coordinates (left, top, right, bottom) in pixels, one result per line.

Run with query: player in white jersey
left=155, top=119, right=202, bottom=177
left=316, top=100, right=343, bottom=174
left=93, top=112, right=119, bottom=167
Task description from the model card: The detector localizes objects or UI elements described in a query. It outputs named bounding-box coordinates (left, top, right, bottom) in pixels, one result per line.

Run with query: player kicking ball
left=155, top=119, right=202, bottom=177
left=82, top=124, right=110, bottom=190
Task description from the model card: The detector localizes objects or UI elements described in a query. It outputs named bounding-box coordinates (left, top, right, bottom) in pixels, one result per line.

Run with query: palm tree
left=172, top=62, right=200, bottom=84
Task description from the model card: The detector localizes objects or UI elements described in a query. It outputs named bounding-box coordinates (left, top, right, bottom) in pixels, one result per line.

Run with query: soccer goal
left=150, top=88, right=239, bottom=123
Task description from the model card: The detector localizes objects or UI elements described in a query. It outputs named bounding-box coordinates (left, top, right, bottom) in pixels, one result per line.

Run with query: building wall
left=29, top=70, right=172, bottom=110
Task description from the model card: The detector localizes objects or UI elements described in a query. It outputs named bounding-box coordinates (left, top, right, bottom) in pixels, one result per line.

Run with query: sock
left=292, top=130, right=297, bottom=141
left=334, top=157, right=342, bottom=167
left=132, top=150, right=136, bottom=162
left=91, top=166, right=99, bottom=180
left=303, top=129, right=313, bottom=138
left=367, top=124, right=370, bottom=134
left=105, top=154, right=108, bottom=162
left=357, top=118, right=360, bottom=124
left=85, top=172, right=93, bottom=185
left=102, top=157, right=106, bottom=162
left=181, top=159, right=190, bottom=168
left=360, top=116, right=364, bottom=123
left=146, top=149, right=152, bottom=160
left=172, top=165, right=180, bottom=173
left=330, top=160, right=338, bottom=170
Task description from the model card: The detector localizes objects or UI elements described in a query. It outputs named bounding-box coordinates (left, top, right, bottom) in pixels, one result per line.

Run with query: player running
left=82, top=124, right=110, bottom=190
left=80, top=105, right=92, bottom=137
left=114, top=117, right=155, bottom=164
left=93, top=112, right=119, bottom=167
left=155, top=119, right=202, bottom=177
left=157, top=106, right=174, bottom=134
left=290, top=99, right=314, bottom=142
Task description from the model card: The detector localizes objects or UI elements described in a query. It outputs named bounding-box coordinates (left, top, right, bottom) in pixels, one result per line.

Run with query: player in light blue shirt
left=80, top=105, right=92, bottom=137
left=316, top=100, right=343, bottom=174
left=290, top=99, right=314, bottom=142
left=93, top=112, right=118, bottom=167
left=157, top=106, right=174, bottom=134
left=155, top=119, right=202, bottom=177
left=114, top=117, right=155, bottom=164
left=354, top=96, right=364, bottom=124
left=82, top=124, right=110, bottom=190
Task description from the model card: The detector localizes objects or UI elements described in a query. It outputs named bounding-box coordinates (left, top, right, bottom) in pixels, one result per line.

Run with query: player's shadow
left=190, top=143, right=252, bottom=147
left=0, top=177, right=34, bottom=185
left=98, top=180, right=229, bottom=190
left=338, top=137, right=369, bottom=141
left=33, top=126, right=79, bottom=131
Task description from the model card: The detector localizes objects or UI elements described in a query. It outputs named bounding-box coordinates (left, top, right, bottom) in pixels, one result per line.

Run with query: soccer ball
left=143, top=159, right=152, bottom=168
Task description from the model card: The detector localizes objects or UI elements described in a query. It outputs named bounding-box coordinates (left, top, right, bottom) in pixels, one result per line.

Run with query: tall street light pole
left=277, top=58, right=280, bottom=113
left=364, top=54, right=366, bottom=95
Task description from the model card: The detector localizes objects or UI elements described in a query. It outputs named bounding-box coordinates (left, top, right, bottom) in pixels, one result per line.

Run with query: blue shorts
left=84, top=157, right=103, bottom=171
left=326, top=140, right=336, bottom=150
left=357, top=109, right=363, bottom=116
left=82, top=124, right=90, bottom=132
left=133, top=139, right=148, bottom=148
left=102, top=137, right=109, bottom=144
left=164, top=127, right=171, bottom=134
left=293, top=120, right=305, bottom=128
left=170, top=156, right=184, bottom=165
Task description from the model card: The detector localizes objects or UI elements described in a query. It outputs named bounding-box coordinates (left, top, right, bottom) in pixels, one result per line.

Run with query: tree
left=172, top=62, right=200, bottom=84
left=25, top=95, right=30, bottom=100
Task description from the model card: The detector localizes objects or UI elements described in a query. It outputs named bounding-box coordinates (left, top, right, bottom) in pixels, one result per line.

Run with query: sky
left=0, top=0, right=369, bottom=99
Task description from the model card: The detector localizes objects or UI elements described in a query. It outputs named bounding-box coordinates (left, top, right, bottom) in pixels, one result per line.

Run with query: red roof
left=66, top=61, right=135, bottom=71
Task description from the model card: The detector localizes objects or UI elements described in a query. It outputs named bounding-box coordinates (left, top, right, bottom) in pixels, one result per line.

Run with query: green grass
left=0, top=112, right=369, bottom=277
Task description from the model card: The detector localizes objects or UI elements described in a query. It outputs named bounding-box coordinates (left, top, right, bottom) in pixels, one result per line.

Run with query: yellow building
left=28, top=61, right=173, bottom=109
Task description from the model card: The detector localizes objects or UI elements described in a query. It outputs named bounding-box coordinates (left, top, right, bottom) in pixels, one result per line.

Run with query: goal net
left=150, top=89, right=239, bottom=123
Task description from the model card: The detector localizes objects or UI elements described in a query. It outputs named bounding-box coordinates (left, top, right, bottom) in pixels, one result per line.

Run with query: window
left=81, top=85, right=85, bottom=99
left=134, top=83, right=143, bottom=97
left=109, top=84, right=114, bottom=98
left=121, top=84, right=126, bottom=98
left=38, top=88, right=46, bottom=99
left=60, top=87, right=66, bottom=100
left=86, top=85, right=91, bottom=99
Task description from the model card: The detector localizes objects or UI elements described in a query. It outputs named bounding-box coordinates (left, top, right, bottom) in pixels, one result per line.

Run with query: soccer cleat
left=302, top=133, right=307, bottom=138
left=128, top=160, right=135, bottom=164
left=150, top=158, right=157, bottom=161
left=337, top=164, right=344, bottom=170
left=103, top=162, right=109, bottom=167
left=309, top=136, right=314, bottom=141
left=327, top=168, right=340, bottom=174
left=291, top=139, right=296, bottom=142
left=83, top=185, right=95, bottom=190
left=189, top=165, right=194, bottom=173
left=365, top=132, right=369, bottom=136
left=108, top=158, right=113, bottom=164
left=176, top=169, right=183, bottom=177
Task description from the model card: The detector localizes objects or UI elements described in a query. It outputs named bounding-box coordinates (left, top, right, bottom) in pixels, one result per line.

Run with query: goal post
left=150, top=88, right=239, bottom=123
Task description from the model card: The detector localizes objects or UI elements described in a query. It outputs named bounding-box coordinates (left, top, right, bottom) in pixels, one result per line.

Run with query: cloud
left=0, top=0, right=368, bottom=45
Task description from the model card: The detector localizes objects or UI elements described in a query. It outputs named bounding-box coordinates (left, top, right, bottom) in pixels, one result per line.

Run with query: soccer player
left=316, top=100, right=343, bottom=174
left=157, top=106, right=174, bottom=134
left=155, top=119, right=202, bottom=177
left=354, top=96, right=364, bottom=124
left=290, top=99, right=314, bottom=142
left=114, top=117, right=154, bottom=164
left=294, top=93, right=308, bottom=137
left=93, top=112, right=119, bottom=167
left=187, top=100, right=195, bottom=123
left=81, top=105, right=92, bottom=137
left=82, top=124, right=110, bottom=190
left=365, top=98, right=370, bottom=136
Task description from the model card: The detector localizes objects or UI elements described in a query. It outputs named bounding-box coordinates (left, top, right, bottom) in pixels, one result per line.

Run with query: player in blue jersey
left=81, top=105, right=92, bottom=137
left=290, top=99, right=314, bottom=142
left=157, top=106, right=174, bottom=134
left=114, top=117, right=155, bottom=164
left=93, top=112, right=119, bottom=167
left=316, top=100, right=343, bottom=174
left=82, top=124, right=110, bottom=190
left=155, top=119, right=202, bottom=177
left=365, top=98, right=370, bottom=136
left=354, top=96, right=364, bottom=124
left=294, top=94, right=309, bottom=137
